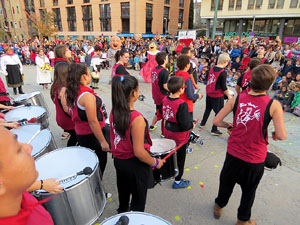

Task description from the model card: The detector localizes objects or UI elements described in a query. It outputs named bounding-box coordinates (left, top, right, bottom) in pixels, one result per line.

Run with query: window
left=16, top=6, right=19, bottom=13
left=53, top=8, right=62, bottom=31
left=290, top=0, right=298, bottom=7
left=211, top=0, right=224, bottom=10
left=67, top=7, right=76, bottom=31
left=39, top=9, right=46, bottom=22
left=268, top=0, right=276, bottom=8
left=100, top=4, right=111, bottom=31
left=235, top=0, right=242, bottom=9
left=163, top=7, right=169, bottom=34
left=164, top=0, right=170, bottom=4
left=83, top=0, right=90, bottom=3
left=179, top=0, right=184, bottom=7
left=67, top=0, right=73, bottom=4
left=178, top=9, right=184, bottom=29
left=19, top=21, right=22, bottom=28
left=101, top=0, right=108, bottom=1
left=229, top=0, right=235, bottom=10
left=276, top=0, right=285, bottom=8
left=121, top=2, right=130, bottom=18
left=256, top=0, right=263, bottom=8
left=82, top=5, right=93, bottom=31
left=146, top=3, right=152, bottom=33
left=53, top=0, right=58, bottom=6
left=248, top=0, right=254, bottom=9
left=40, top=0, right=45, bottom=7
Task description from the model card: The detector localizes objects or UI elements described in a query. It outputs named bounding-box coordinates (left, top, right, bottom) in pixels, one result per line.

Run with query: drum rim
left=35, top=146, right=100, bottom=192
left=4, top=105, right=47, bottom=121
left=14, top=91, right=41, bottom=102
left=32, top=128, right=52, bottom=157
left=150, top=138, right=176, bottom=155
left=100, top=211, right=172, bottom=225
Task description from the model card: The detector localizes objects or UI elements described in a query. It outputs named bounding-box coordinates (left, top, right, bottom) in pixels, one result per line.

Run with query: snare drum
left=151, top=139, right=178, bottom=182
left=4, top=105, right=48, bottom=128
left=100, top=212, right=172, bottom=225
left=35, top=147, right=106, bottom=225
left=11, top=124, right=57, bottom=159
left=13, top=91, right=50, bottom=117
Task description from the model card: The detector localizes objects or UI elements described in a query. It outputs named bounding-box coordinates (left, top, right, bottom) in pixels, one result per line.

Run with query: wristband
left=40, top=180, right=44, bottom=190
left=151, top=158, right=158, bottom=168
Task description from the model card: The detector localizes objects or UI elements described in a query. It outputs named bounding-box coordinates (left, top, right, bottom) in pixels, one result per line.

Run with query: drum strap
left=165, top=121, right=181, bottom=132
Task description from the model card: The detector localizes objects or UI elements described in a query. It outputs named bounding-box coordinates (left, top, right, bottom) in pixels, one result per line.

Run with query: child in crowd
left=199, top=66, right=209, bottom=84
left=79, top=50, right=86, bottom=63
left=162, top=76, right=194, bottom=189
left=290, top=82, right=300, bottom=115
left=282, top=58, right=293, bottom=76
left=293, top=59, right=300, bottom=77
left=101, top=48, right=109, bottom=70
left=273, top=84, right=294, bottom=111
left=286, top=71, right=293, bottom=84
left=134, top=54, right=140, bottom=70
left=272, top=71, right=283, bottom=90
left=139, top=52, right=144, bottom=69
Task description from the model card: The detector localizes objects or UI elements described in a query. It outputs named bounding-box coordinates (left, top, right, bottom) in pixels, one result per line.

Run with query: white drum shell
left=100, top=212, right=172, bottom=225
left=35, top=147, right=106, bottom=225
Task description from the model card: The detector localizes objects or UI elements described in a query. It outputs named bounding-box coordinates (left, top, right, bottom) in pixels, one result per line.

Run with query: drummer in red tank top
left=110, top=75, right=164, bottom=213
left=65, top=63, right=109, bottom=177
left=236, top=58, right=261, bottom=94
left=111, top=49, right=130, bottom=80
left=212, top=65, right=286, bottom=225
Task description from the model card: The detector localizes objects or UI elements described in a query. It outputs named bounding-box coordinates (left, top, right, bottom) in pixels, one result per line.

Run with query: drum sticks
left=27, top=129, right=41, bottom=144
left=163, top=143, right=185, bottom=161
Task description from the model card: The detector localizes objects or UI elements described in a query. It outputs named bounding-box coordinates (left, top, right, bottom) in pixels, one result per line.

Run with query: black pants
left=65, top=129, right=78, bottom=147
left=114, top=157, right=152, bottom=212
left=76, top=133, right=107, bottom=178
left=175, top=143, right=188, bottom=181
left=215, top=153, right=264, bottom=221
left=201, top=96, right=224, bottom=132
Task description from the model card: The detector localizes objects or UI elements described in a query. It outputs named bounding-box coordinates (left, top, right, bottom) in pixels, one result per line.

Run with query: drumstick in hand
left=18, top=118, right=37, bottom=126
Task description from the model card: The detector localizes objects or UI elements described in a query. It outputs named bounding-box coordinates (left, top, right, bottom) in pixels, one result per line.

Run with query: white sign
left=179, top=30, right=196, bottom=40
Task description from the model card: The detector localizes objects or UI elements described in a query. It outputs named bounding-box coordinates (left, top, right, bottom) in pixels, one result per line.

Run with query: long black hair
left=54, top=45, right=72, bottom=63
left=112, top=75, right=138, bottom=137
left=115, top=48, right=129, bottom=63
left=50, top=62, right=69, bottom=99
left=66, top=63, right=88, bottom=107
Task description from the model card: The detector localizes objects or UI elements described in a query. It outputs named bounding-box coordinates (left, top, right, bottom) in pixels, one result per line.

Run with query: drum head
left=4, top=106, right=46, bottom=122
left=35, top=147, right=98, bottom=190
left=11, top=125, right=51, bottom=157
left=100, top=212, right=171, bottom=225
left=14, top=91, right=40, bottom=102
left=150, top=139, right=176, bottom=154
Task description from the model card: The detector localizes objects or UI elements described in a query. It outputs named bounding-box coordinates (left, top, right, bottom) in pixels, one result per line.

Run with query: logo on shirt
left=112, top=124, right=121, bottom=149
left=162, top=105, right=174, bottom=120
left=236, top=102, right=260, bottom=130
left=207, top=74, right=215, bottom=86
left=152, top=71, right=158, bottom=83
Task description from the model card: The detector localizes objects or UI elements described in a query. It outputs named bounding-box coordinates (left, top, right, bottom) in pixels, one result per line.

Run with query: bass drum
left=35, top=147, right=106, bottom=225
left=100, top=212, right=172, bottom=225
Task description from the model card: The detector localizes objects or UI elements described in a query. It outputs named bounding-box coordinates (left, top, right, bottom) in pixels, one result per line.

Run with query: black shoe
left=18, top=87, right=24, bottom=94
left=211, top=130, right=222, bottom=136
left=13, top=88, right=17, bottom=95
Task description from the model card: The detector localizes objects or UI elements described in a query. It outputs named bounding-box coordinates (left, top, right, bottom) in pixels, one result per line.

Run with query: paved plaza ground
left=2, top=65, right=300, bottom=225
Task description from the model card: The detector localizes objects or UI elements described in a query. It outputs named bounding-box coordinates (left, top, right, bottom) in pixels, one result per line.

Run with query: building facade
left=200, top=0, right=300, bottom=42
left=0, top=0, right=27, bottom=41
left=24, top=0, right=190, bottom=40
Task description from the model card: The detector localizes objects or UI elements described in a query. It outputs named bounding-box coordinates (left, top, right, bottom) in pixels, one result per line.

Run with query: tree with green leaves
left=31, top=11, right=58, bottom=38
left=188, top=0, right=194, bottom=29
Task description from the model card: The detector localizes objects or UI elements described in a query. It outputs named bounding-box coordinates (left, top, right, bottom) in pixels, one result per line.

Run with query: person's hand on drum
left=156, top=158, right=165, bottom=169
left=101, top=140, right=110, bottom=152
left=0, top=118, right=19, bottom=129
left=43, top=179, right=64, bottom=194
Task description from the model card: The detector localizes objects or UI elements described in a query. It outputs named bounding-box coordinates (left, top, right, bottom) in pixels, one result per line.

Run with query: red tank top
left=175, top=71, right=193, bottom=112
left=70, top=86, right=105, bottom=135
left=52, top=88, right=74, bottom=131
left=162, top=97, right=190, bottom=145
left=0, top=76, right=10, bottom=102
left=112, top=63, right=123, bottom=78
left=110, top=110, right=152, bottom=159
left=152, top=66, right=166, bottom=105
left=206, top=67, right=225, bottom=98
left=228, top=93, right=271, bottom=163
left=241, top=70, right=252, bottom=94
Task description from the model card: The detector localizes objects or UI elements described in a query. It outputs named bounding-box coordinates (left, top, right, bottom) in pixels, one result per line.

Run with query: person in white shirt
left=35, top=48, right=52, bottom=89
left=0, top=47, right=24, bottom=95
left=48, top=48, right=55, bottom=67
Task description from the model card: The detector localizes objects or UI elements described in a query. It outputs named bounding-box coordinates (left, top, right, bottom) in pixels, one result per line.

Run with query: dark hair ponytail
left=66, top=63, right=88, bottom=107
left=114, top=48, right=129, bottom=63
left=112, top=75, right=138, bottom=137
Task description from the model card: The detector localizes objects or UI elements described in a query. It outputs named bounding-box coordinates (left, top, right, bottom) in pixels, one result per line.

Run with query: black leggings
left=114, top=157, right=152, bottom=212
left=215, top=153, right=264, bottom=221
left=76, top=133, right=107, bottom=178
left=64, top=129, right=78, bottom=147
left=175, top=143, right=188, bottom=181
left=201, top=96, right=224, bottom=132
